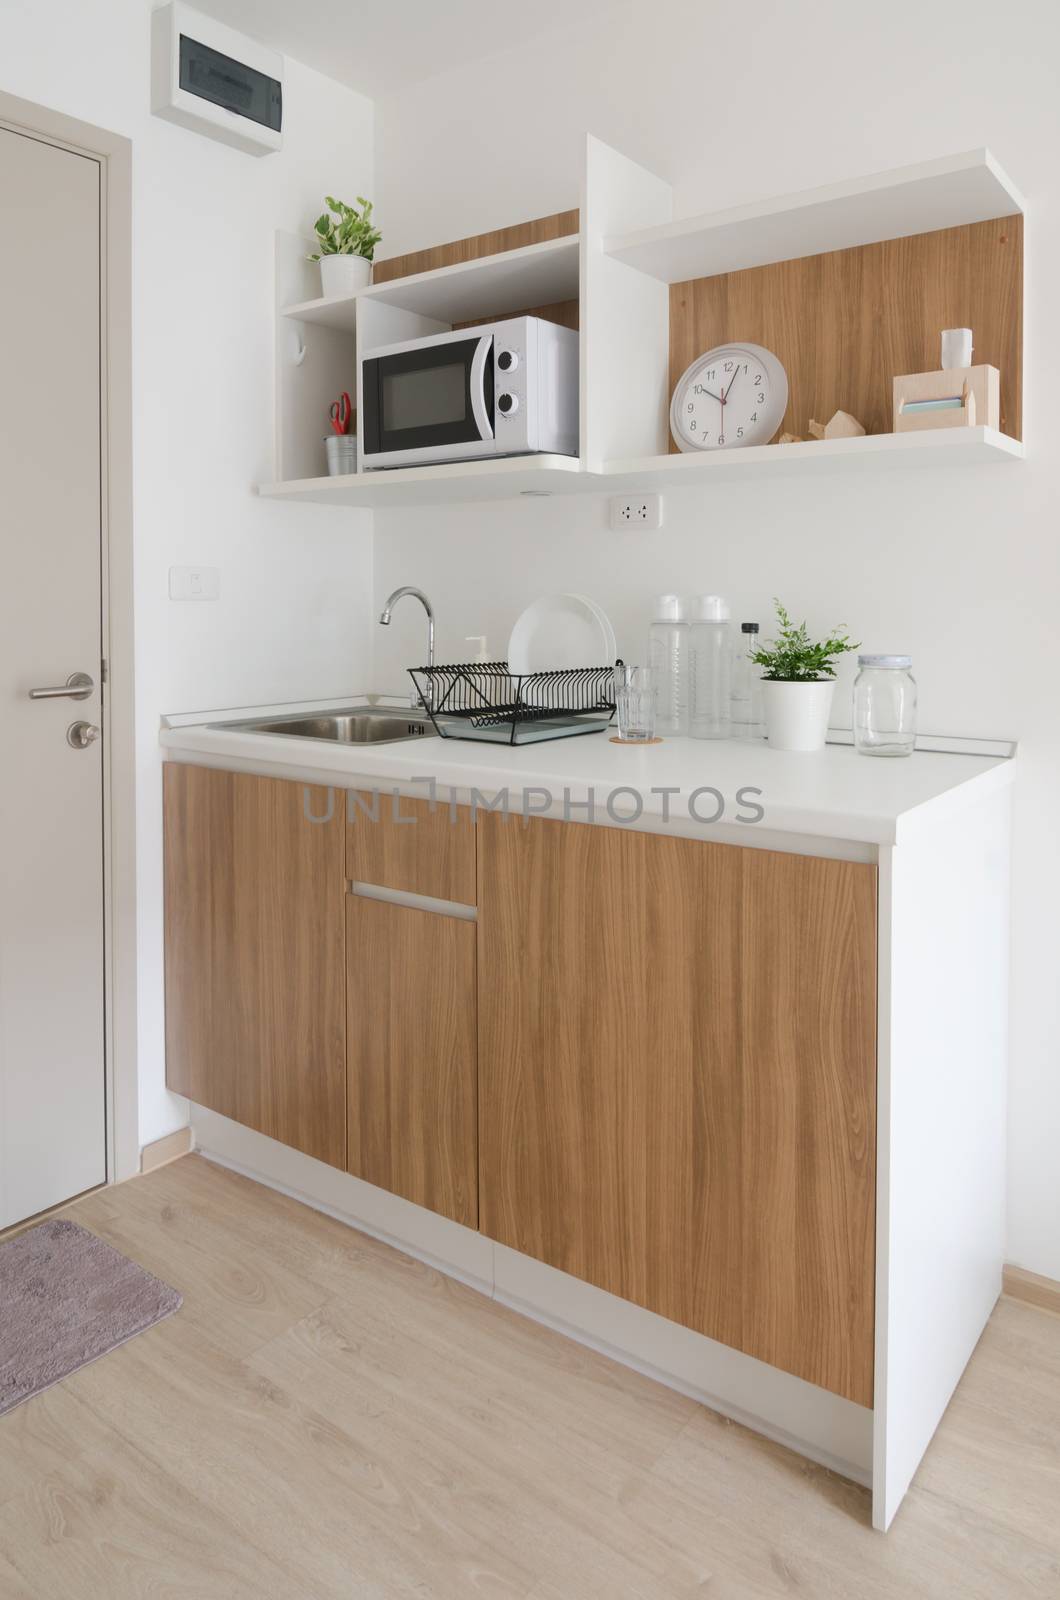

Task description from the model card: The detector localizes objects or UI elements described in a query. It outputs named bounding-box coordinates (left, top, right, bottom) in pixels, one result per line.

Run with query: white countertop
left=160, top=698, right=1015, bottom=848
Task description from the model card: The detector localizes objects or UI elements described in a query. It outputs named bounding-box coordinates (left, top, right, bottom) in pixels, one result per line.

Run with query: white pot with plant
left=750, top=601, right=859, bottom=753
left=308, top=196, right=382, bottom=297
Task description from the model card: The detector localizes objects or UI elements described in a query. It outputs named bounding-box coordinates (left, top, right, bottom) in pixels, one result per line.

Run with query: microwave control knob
left=497, top=349, right=520, bottom=373
left=497, top=392, right=519, bottom=416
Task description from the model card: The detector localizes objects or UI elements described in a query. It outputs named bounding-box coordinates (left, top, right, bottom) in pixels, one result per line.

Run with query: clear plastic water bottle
left=689, top=595, right=731, bottom=740
left=730, top=621, right=765, bottom=739
left=649, top=594, right=689, bottom=735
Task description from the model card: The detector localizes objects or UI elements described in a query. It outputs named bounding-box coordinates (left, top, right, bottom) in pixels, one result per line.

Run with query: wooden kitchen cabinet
left=164, top=764, right=346, bottom=1167
left=476, top=812, right=878, bottom=1406
left=163, top=741, right=1012, bottom=1527
left=347, top=895, right=477, bottom=1226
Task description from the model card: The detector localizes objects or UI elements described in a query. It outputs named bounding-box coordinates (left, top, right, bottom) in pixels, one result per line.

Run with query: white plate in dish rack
left=507, top=594, right=618, bottom=675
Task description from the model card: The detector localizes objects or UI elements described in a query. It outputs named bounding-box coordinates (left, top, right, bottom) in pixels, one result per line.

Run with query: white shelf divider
left=581, top=134, right=672, bottom=472
left=605, top=149, right=1024, bottom=284
left=281, top=235, right=579, bottom=334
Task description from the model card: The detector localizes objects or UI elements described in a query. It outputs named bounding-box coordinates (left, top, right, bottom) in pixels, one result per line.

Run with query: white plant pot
left=762, top=679, right=835, bottom=752
left=318, top=254, right=372, bottom=298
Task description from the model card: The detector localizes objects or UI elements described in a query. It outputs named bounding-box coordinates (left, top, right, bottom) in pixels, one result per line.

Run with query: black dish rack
left=409, top=662, right=617, bottom=745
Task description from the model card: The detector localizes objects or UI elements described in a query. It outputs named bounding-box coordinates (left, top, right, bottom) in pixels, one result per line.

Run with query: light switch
left=169, top=566, right=220, bottom=601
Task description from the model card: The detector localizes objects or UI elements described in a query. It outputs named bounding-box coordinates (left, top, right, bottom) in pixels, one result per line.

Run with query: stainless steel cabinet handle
left=66, top=721, right=101, bottom=749
left=29, top=671, right=94, bottom=701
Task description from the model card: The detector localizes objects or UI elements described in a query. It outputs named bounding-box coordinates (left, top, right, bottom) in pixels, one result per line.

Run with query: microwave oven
left=358, top=315, right=578, bottom=469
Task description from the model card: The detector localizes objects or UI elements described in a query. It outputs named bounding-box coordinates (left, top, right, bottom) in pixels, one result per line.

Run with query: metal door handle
left=29, top=671, right=94, bottom=701
left=67, top=721, right=101, bottom=749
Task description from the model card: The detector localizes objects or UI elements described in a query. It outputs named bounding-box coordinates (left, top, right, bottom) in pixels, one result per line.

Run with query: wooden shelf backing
left=605, top=149, right=1024, bottom=283
left=373, top=209, right=578, bottom=284
left=668, top=216, right=1023, bottom=448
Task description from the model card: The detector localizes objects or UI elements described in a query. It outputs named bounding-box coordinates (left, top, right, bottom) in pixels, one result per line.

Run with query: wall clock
left=670, top=342, right=789, bottom=451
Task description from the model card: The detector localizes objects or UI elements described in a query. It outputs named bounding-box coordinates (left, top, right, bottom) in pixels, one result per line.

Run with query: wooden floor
left=0, top=1156, right=1057, bottom=1598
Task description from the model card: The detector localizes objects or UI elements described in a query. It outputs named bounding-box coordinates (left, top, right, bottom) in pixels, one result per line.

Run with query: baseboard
left=491, top=1244, right=873, bottom=1484
left=1003, top=1264, right=1060, bottom=1316
left=139, top=1126, right=193, bottom=1174
left=191, top=1104, right=873, bottom=1486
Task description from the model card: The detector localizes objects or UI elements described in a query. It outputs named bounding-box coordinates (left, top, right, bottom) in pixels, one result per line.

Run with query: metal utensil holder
left=325, top=434, right=357, bottom=475
left=409, top=662, right=617, bottom=745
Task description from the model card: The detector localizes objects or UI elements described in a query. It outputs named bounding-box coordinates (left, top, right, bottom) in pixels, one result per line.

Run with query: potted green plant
left=750, top=600, right=858, bottom=752
left=307, top=196, right=382, bottom=298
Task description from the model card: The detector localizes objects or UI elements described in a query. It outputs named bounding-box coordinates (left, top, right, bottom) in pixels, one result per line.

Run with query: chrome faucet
left=379, top=586, right=435, bottom=711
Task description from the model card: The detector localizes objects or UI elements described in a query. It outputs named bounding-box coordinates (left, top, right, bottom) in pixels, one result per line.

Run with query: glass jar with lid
left=853, top=655, right=917, bottom=757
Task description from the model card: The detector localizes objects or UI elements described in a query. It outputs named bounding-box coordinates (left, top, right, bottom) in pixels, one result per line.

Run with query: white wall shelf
left=604, top=149, right=1024, bottom=284
left=260, top=428, right=1022, bottom=509
left=267, top=142, right=1024, bottom=506
left=258, top=453, right=591, bottom=509
left=601, top=426, right=1024, bottom=487
left=281, top=290, right=359, bottom=335
left=282, top=235, right=579, bottom=335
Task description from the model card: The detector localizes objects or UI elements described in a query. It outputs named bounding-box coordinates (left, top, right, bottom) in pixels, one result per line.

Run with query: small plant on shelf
left=308, top=196, right=382, bottom=298
left=750, top=600, right=860, bottom=753
left=307, top=196, right=382, bottom=262
left=750, top=599, right=858, bottom=681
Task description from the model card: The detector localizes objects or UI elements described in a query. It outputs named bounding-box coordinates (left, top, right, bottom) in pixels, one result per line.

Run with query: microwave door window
left=383, top=363, right=466, bottom=431
left=364, top=335, right=495, bottom=455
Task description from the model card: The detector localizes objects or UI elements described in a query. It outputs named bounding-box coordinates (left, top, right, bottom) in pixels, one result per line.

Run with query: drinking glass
left=614, top=666, right=656, bottom=742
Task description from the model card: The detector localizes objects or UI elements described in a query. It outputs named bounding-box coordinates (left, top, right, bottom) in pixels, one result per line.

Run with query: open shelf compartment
left=583, top=138, right=1024, bottom=472
left=282, top=235, right=580, bottom=333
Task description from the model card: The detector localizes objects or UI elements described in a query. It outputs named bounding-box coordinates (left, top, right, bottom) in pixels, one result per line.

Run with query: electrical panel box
left=151, top=2, right=283, bottom=156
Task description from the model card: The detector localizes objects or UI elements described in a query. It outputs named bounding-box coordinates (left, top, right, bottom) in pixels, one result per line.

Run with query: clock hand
left=722, top=364, right=741, bottom=403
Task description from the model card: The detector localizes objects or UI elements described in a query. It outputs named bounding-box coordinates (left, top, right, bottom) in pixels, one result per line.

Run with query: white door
left=0, top=125, right=107, bottom=1227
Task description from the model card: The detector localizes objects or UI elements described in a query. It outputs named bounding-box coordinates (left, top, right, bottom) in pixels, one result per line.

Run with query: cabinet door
left=164, top=765, right=346, bottom=1167
left=347, top=896, right=477, bottom=1226
left=346, top=790, right=476, bottom=904
left=477, top=814, right=876, bottom=1406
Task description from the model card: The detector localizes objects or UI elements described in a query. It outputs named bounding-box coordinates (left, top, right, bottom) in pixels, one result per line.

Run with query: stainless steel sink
left=216, top=705, right=438, bottom=746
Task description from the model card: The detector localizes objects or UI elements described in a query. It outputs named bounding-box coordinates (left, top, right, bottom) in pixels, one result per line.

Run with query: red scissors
left=329, top=392, right=352, bottom=435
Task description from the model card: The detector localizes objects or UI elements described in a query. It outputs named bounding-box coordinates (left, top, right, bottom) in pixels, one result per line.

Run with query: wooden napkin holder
left=893, top=364, right=1000, bottom=433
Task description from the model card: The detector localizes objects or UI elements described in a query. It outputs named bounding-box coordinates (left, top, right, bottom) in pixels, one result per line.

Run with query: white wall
left=374, top=0, right=1060, bottom=1279
left=1, top=0, right=375, bottom=1147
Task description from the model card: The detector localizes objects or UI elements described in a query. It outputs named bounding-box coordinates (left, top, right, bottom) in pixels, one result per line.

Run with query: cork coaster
left=609, top=736, right=664, bottom=745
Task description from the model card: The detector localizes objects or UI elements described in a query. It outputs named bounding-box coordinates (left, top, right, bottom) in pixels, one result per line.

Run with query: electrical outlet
left=169, top=565, right=220, bottom=601
left=609, top=493, right=663, bottom=531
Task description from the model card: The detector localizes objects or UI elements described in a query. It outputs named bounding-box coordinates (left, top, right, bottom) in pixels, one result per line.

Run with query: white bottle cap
left=654, top=594, right=684, bottom=622
left=693, top=594, right=730, bottom=621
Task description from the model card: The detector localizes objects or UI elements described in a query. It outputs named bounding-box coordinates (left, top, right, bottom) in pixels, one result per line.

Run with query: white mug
left=941, top=328, right=973, bottom=369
